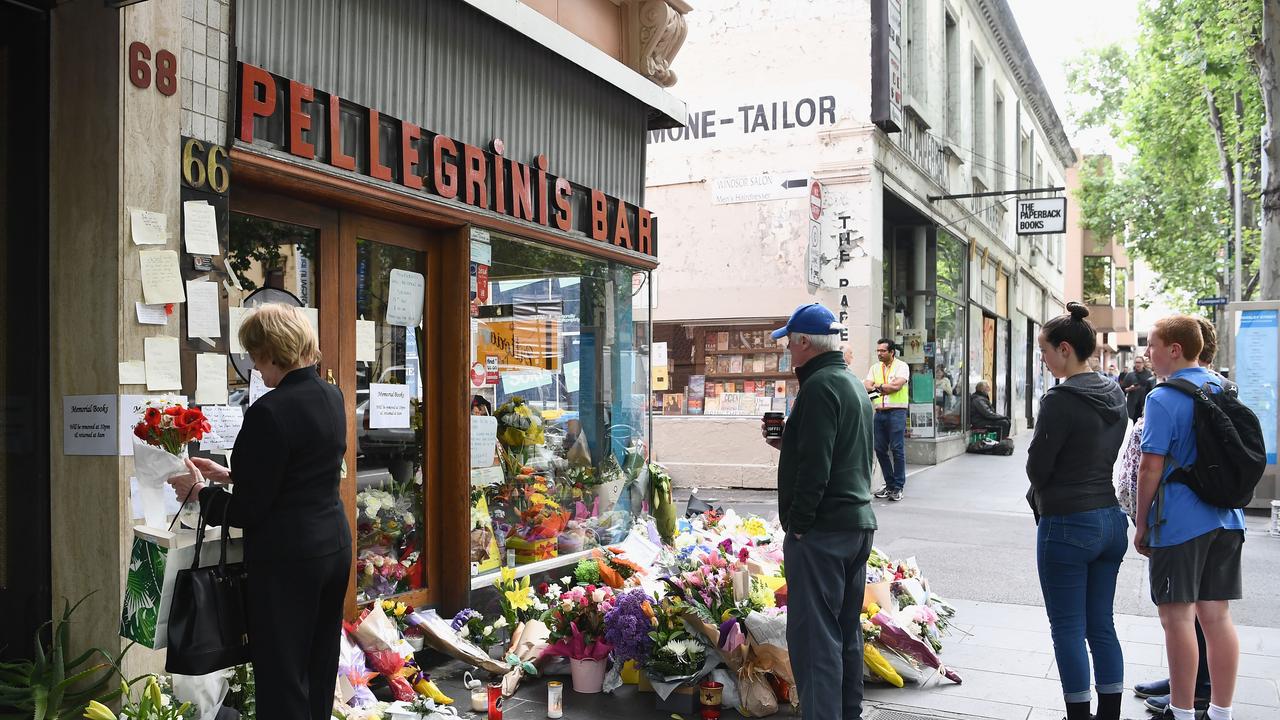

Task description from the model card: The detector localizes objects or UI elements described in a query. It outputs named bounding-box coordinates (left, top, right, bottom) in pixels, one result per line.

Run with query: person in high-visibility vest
left=864, top=338, right=910, bottom=501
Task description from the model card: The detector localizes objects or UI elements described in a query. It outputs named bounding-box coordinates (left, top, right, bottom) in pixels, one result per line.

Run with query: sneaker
left=1156, top=706, right=1206, bottom=719
left=888, top=489, right=903, bottom=502
left=873, top=486, right=892, bottom=499
left=1145, top=695, right=1212, bottom=714
left=1135, top=679, right=1170, bottom=699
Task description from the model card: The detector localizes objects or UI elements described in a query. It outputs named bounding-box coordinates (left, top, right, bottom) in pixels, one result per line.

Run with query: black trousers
left=784, top=528, right=875, bottom=720
left=248, top=546, right=351, bottom=720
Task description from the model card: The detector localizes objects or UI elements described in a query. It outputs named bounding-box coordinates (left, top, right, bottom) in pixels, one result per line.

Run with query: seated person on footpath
left=969, top=380, right=1010, bottom=439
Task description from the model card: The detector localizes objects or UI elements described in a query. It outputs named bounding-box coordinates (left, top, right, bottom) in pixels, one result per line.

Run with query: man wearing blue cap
left=763, top=303, right=876, bottom=720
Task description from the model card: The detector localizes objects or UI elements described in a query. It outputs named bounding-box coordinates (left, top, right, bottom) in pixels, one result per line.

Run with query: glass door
left=341, top=216, right=434, bottom=610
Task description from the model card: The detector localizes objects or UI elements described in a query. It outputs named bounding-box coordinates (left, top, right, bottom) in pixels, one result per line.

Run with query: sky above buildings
left=1004, top=0, right=1140, bottom=153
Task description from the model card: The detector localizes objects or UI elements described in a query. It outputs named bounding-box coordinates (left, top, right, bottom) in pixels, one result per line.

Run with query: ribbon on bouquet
left=504, top=653, right=537, bottom=677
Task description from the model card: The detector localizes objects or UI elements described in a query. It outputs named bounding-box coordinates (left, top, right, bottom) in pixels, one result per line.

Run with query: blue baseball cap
left=771, top=303, right=844, bottom=339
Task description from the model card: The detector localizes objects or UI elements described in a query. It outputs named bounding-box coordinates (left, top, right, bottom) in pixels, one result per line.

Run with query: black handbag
left=165, top=500, right=251, bottom=674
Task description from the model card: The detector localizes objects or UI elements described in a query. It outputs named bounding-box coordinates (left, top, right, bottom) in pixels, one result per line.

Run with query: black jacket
left=969, top=389, right=1007, bottom=424
left=1026, top=372, right=1126, bottom=519
left=1120, top=369, right=1156, bottom=419
left=200, top=366, right=351, bottom=561
left=776, top=351, right=877, bottom=535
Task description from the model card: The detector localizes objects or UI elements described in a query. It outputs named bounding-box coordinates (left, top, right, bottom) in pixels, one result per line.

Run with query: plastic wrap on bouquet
left=500, top=619, right=551, bottom=697
left=133, top=436, right=189, bottom=528
left=348, top=604, right=415, bottom=701
left=870, top=611, right=962, bottom=684
left=743, top=611, right=794, bottom=700
left=171, top=671, right=230, bottom=720
left=406, top=609, right=508, bottom=676
left=339, top=630, right=378, bottom=708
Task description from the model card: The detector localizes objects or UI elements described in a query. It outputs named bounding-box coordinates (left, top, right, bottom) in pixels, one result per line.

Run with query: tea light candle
left=471, top=689, right=488, bottom=712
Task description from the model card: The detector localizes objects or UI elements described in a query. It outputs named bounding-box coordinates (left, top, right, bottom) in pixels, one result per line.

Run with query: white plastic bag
left=172, top=671, right=230, bottom=720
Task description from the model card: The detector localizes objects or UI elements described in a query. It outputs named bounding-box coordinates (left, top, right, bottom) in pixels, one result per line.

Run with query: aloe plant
left=0, top=596, right=129, bottom=720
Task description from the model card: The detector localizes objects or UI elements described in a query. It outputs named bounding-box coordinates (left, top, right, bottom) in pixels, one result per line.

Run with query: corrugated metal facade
left=236, top=0, right=647, bottom=205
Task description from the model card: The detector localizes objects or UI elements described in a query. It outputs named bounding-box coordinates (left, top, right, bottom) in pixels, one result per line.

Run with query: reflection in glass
left=468, top=234, right=649, bottom=575
left=353, top=239, right=426, bottom=603
left=934, top=298, right=966, bottom=436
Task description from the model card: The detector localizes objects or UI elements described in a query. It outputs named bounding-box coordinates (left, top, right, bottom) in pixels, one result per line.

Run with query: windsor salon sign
left=237, top=62, right=656, bottom=256
left=1015, top=197, right=1067, bottom=236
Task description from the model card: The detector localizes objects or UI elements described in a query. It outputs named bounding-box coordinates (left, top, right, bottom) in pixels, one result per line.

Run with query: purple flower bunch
left=604, top=589, right=655, bottom=664
left=450, top=608, right=482, bottom=633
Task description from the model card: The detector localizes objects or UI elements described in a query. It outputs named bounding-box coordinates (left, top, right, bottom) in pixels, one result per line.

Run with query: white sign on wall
left=1016, top=198, right=1067, bottom=235
left=63, top=395, right=118, bottom=456
left=710, top=172, right=809, bottom=205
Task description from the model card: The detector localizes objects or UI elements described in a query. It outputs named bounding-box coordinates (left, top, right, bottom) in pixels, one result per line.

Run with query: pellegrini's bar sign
left=237, top=62, right=656, bottom=256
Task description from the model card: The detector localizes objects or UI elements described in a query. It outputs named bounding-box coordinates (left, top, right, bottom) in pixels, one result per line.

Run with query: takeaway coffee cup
left=763, top=412, right=785, bottom=438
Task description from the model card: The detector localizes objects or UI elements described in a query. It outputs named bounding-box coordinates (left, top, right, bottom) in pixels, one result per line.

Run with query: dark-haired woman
left=1027, top=302, right=1129, bottom=720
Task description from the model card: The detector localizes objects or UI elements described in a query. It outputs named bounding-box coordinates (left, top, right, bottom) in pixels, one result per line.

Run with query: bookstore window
left=651, top=321, right=795, bottom=416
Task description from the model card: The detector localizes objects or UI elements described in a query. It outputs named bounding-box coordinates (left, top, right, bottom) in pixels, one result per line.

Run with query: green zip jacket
left=777, top=350, right=878, bottom=535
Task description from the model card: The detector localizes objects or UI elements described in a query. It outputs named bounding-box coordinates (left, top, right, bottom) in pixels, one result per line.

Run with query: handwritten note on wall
left=182, top=201, right=220, bottom=255
left=386, top=269, right=424, bottom=327
left=129, top=208, right=167, bottom=245
left=143, top=336, right=182, bottom=391
left=139, top=251, right=185, bottom=304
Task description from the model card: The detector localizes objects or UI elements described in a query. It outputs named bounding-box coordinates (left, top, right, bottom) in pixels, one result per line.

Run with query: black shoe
left=1135, top=679, right=1170, bottom=698
left=1147, top=694, right=1212, bottom=713
left=873, top=486, right=892, bottom=499
left=1156, top=707, right=1206, bottom=719
left=888, top=489, right=903, bottom=502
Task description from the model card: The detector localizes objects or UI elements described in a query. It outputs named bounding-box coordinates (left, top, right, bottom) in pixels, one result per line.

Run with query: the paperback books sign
left=1016, top=197, right=1067, bottom=235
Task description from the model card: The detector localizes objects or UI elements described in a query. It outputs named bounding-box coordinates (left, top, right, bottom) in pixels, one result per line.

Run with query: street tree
left=1066, top=0, right=1269, bottom=306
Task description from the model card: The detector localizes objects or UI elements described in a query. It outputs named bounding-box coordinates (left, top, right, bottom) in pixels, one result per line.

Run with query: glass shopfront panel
left=651, top=321, right=795, bottom=417
left=467, top=231, right=649, bottom=577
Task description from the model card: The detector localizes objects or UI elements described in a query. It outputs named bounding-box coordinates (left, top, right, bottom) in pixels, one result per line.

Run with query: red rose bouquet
left=132, top=399, right=210, bottom=527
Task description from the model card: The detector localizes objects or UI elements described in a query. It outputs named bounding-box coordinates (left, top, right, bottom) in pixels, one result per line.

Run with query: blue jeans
left=873, top=409, right=907, bottom=490
left=1036, top=506, right=1128, bottom=702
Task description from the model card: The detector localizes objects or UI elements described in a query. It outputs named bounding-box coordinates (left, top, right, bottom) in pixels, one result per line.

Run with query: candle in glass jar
left=546, top=681, right=563, bottom=718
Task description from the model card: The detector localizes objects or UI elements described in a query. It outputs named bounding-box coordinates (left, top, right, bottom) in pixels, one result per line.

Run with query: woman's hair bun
left=1066, top=301, right=1090, bottom=321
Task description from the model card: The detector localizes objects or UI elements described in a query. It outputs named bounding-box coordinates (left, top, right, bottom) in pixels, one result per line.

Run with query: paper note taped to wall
left=195, top=353, right=229, bottom=405
left=136, top=302, right=169, bottom=326
left=119, top=361, right=147, bottom=386
left=368, top=383, right=411, bottom=428
left=470, top=415, right=498, bottom=468
left=385, top=269, right=424, bottom=327
left=140, top=250, right=186, bottom=305
left=185, top=280, right=222, bottom=339
left=143, top=336, right=182, bottom=391
left=201, top=405, right=244, bottom=451
left=129, top=207, right=167, bottom=246
left=182, top=201, right=220, bottom=255
left=356, top=319, right=376, bottom=363
left=228, top=306, right=248, bottom=354
left=249, top=369, right=272, bottom=406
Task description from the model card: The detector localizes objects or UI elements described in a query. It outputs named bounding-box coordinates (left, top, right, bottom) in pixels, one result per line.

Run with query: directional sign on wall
left=711, top=171, right=810, bottom=205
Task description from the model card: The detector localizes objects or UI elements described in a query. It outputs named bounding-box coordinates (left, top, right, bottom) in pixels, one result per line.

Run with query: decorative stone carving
left=634, top=0, right=689, bottom=88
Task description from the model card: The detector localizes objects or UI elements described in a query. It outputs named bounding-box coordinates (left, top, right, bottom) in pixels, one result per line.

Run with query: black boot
left=1096, top=693, right=1122, bottom=720
left=1066, top=700, right=1092, bottom=720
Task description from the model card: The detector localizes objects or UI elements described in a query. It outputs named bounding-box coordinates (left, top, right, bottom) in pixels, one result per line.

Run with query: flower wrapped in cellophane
left=132, top=398, right=210, bottom=528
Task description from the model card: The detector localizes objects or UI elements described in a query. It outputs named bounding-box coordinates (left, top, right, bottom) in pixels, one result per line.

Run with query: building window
left=468, top=232, right=648, bottom=577
left=1083, top=256, right=1114, bottom=305
left=1019, top=132, right=1032, bottom=190
left=945, top=12, right=959, bottom=140
left=651, top=321, right=794, bottom=417
left=993, top=91, right=1006, bottom=189
left=1114, top=267, right=1128, bottom=308
left=971, top=56, right=986, bottom=164
left=905, top=0, right=927, bottom=105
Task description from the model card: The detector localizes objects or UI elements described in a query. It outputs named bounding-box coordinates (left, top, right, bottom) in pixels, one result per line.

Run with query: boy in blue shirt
left=1137, top=315, right=1247, bottom=720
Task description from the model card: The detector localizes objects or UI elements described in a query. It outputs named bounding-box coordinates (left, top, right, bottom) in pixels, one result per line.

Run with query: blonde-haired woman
left=168, top=303, right=350, bottom=719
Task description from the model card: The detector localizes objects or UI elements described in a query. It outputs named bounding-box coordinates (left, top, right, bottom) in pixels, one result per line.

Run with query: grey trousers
left=784, top=528, right=875, bottom=720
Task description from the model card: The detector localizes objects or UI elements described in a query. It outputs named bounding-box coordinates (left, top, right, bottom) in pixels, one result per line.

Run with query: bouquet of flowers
left=495, top=396, right=546, bottom=459
left=540, top=584, right=616, bottom=662
left=131, top=398, right=210, bottom=527
left=356, top=550, right=411, bottom=600
left=449, top=609, right=507, bottom=653
left=356, top=488, right=417, bottom=548
left=643, top=597, right=707, bottom=682
left=604, top=589, right=655, bottom=665
left=591, top=547, right=645, bottom=589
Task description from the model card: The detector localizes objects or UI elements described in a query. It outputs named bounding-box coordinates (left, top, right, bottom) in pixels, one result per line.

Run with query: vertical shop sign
left=807, top=181, right=823, bottom=289
left=871, top=0, right=904, bottom=133
left=1237, top=309, right=1278, bottom=463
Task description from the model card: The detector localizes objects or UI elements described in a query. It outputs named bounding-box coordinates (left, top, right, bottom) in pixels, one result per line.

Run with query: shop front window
left=353, top=239, right=427, bottom=603
left=468, top=231, right=648, bottom=578
left=1083, top=256, right=1113, bottom=305
left=934, top=297, right=966, bottom=436
left=650, top=321, right=795, bottom=416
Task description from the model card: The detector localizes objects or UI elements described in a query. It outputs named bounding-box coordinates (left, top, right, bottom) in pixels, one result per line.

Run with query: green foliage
left=1066, top=0, right=1265, bottom=308
left=0, top=597, right=129, bottom=720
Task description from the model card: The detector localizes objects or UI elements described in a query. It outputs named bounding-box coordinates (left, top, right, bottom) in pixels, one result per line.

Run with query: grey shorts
left=1149, top=528, right=1245, bottom=605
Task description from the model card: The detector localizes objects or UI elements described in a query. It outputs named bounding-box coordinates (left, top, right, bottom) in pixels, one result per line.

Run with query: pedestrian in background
left=1026, top=302, right=1129, bottom=720
left=865, top=339, right=910, bottom=501
left=1121, top=356, right=1157, bottom=421
left=1136, top=315, right=1246, bottom=720
left=763, top=303, right=876, bottom=720
left=1129, top=317, right=1231, bottom=716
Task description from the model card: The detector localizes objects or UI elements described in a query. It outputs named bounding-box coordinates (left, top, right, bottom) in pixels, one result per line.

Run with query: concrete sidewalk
left=425, top=595, right=1280, bottom=720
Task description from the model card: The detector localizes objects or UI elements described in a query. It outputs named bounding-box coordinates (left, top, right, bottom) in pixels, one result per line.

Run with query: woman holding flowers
left=1026, top=303, right=1128, bottom=720
left=167, top=303, right=350, bottom=720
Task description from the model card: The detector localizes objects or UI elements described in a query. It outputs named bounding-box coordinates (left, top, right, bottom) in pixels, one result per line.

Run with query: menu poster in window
left=902, top=329, right=926, bottom=364
left=368, top=383, right=411, bottom=429
left=470, top=415, right=498, bottom=468
left=385, top=269, right=424, bottom=327
left=909, top=403, right=936, bottom=438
